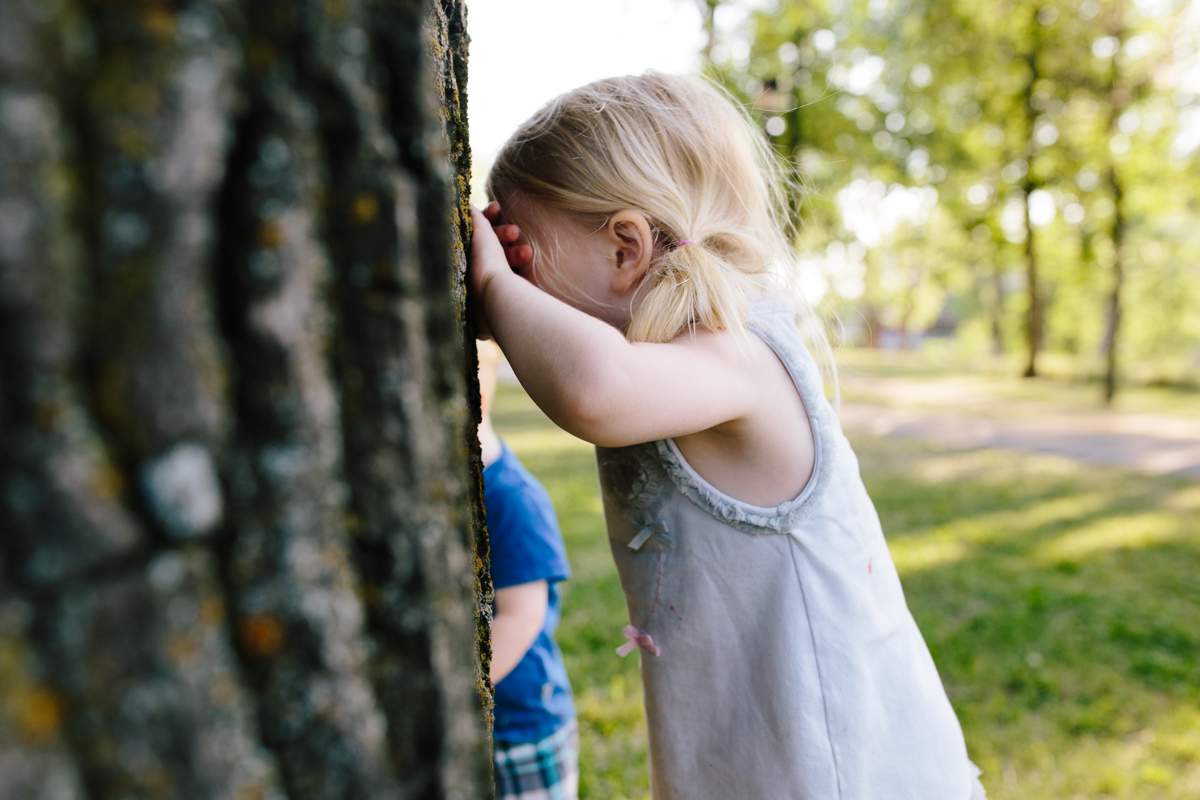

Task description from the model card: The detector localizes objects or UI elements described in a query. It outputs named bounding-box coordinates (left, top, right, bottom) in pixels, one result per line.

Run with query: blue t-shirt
left=485, top=442, right=576, bottom=744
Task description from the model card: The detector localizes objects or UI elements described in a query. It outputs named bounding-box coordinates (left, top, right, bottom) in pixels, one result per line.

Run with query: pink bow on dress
left=616, top=625, right=660, bottom=657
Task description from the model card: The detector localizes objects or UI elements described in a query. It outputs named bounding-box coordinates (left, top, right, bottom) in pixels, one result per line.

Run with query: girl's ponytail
left=626, top=239, right=750, bottom=344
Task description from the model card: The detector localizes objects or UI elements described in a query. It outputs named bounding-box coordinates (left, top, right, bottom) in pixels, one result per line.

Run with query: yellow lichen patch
left=257, top=221, right=283, bottom=249
left=166, top=632, right=199, bottom=663
left=114, top=122, right=153, bottom=159
left=235, top=784, right=267, bottom=800
left=198, top=596, right=226, bottom=626
left=428, top=478, right=450, bottom=502
left=425, top=29, right=446, bottom=61
left=363, top=291, right=387, bottom=313
left=142, top=4, right=176, bottom=40
left=124, top=83, right=162, bottom=116
left=32, top=402, right=64, bottom=432
left=315, top=700, right=337, bottom=723
left=18, top=687, right=64, bottom=745
left=324, top=0, right=350, bottom=22
left=352, top=194, right=379, bottom=224
left=91, top=462, right=126, bottom=501
left=136, top=766, right=174, bottom=798
left=239, top=614, right=286, bottom=658
left=249, top=41, right=276, bottom=74
left=209, top=676, right=239, bottom=709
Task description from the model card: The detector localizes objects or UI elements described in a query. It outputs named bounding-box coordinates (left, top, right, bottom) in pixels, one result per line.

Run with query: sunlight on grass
left=961, top=493, right=1116, bottom=544
left=1167, top=484, right=1200, bottom=513
left=887, top=489, right=1119, bottom=575
left=888, top=531, right=969, bottom=572
left=492, top=383, right=1200, bottom=800
left=575, top=675, right=651, bottom=800
left=1036, top=513, right=1184, bottom=563
left=995, top=702, right=1200, bottom=797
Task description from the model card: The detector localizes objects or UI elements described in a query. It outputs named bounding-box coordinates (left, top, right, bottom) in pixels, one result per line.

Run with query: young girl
left=469, top=73, right=986, bottom=800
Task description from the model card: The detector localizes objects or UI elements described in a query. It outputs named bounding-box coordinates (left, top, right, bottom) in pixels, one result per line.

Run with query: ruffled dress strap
left=653, top=297, right=840, bottom=535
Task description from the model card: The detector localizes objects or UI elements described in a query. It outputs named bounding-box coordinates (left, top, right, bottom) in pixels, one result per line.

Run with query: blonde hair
left=486, top=73, right=837, bottom=395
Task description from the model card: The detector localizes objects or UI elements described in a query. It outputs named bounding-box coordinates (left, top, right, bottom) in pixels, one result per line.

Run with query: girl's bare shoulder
left=671, top=326, right=817, bottom=507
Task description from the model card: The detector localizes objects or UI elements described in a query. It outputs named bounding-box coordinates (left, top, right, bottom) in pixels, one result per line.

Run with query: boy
left=479, top=341, right=577, bottom=800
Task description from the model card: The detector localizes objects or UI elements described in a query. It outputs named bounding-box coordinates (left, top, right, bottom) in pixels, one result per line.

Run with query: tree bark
left=990, top=255, right=1006, bottom=356
left=699, top=0, right=720, bottom=63
left=1019, top=19, right=1043, bottom=379
left=1101, top=21, right=1131, bottom=407
left=1102, top=159, right=1125, bottom=405
left=0, top=1, right=492, bottom=799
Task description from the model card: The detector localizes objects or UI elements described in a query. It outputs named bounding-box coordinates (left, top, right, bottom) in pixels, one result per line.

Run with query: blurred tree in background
left=0, top=1, right=492, bottom=799
left=707, top=0, right=1200, bottom=400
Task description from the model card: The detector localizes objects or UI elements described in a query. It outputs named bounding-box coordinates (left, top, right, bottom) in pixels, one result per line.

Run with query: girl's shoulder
left=663, top=296, right=831, bottom=511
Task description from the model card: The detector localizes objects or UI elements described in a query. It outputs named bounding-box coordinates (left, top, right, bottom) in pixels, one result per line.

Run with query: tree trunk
left=699, top=0, right=720, bottom=63
left=1102, top=160, right=1125, bottom=405
left=1101, top=21, right=1130, bottom=407
left=0, top=1, right=492, bottom=799
left=1021, top=184, right=1041, bottom=378
left=990, top=257, right=1006, bottom=356
left=1020, top=9, right=1043, bottom=379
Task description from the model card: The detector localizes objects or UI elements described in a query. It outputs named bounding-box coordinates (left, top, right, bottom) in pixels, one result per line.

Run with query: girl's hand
left=481, top=201, right=533, bottom=270
left=468, top=203, right=533, bottom=338
left=468, top=204, right=509, bottom=339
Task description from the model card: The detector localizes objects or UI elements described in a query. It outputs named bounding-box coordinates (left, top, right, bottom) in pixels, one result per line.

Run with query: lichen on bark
left=0, top=0, right=492, bottom=797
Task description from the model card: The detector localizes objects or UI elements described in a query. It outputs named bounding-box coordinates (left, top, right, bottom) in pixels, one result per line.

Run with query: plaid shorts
left=493, top=720, right=579, bottom=800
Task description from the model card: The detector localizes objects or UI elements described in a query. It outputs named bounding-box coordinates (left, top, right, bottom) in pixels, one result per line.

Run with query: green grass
left=492, top=382, right=1200, bottom=800
left=837, top=346, right=1200, bottom=420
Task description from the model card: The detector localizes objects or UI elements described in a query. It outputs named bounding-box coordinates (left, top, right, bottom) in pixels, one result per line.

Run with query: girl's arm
left=469, top=207, right=759, bottom=448
left=490, top=580, right=548, bottom=683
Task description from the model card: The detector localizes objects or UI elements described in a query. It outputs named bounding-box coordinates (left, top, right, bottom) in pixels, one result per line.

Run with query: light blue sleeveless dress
left=596, top=299, right=986, bottom=800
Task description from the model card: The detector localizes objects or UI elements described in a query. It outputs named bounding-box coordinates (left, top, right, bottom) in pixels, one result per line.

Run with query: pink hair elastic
left=676, top=239, right=695, bottom=247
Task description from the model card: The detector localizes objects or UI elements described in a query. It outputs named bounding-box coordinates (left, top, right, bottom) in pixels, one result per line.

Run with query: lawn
left=836, top=346, right=1200, bottom=421
left=491, top=382, right=1200, bottom=800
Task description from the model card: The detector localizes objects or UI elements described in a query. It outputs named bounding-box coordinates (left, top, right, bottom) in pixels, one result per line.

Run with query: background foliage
left=706, top=0, right=1200, bottom=398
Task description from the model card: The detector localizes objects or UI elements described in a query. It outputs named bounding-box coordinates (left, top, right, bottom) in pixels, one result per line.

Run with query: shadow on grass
left=492, top=384, right=1200, bottom=800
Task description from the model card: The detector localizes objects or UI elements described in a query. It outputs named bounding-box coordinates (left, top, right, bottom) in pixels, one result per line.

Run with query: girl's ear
left=607, top=209, right=654, bottom=294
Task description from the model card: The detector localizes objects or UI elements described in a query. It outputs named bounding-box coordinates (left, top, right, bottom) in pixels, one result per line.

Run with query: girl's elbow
left=555, top=376, right=634, bottom=447
left=572, top=420, right=634, bottom=449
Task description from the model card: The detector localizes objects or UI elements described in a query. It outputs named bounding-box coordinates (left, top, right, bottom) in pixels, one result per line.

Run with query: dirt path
left=838, top=404, right=1200, bottom=478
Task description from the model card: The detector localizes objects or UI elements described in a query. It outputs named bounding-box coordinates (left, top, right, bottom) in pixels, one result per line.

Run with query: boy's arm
left=491, top=579, right=549, bottom=683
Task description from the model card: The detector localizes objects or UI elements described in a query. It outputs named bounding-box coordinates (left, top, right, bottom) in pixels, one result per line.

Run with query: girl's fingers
left=504, top=243, right=533, bottom=267
left=475, top=203, right=530, bottom=267
left=494, top=224, right=522, bottom=244
left=468, top=205, right=509, bottom=277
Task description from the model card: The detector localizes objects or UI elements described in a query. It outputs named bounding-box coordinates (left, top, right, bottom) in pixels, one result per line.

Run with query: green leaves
left=713, top=0, right=1200, bottom=389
